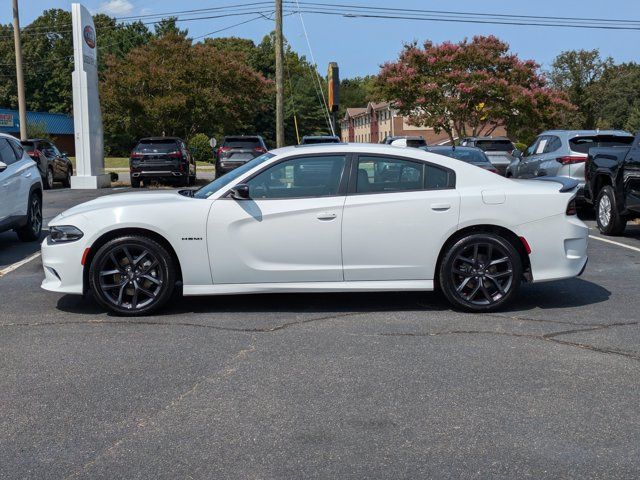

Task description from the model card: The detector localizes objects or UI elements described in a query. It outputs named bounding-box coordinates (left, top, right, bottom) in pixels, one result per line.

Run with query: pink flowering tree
left=377, top=36, right=574, bottom=143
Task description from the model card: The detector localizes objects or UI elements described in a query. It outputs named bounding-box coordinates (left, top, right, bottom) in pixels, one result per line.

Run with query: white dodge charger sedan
left=41, top=144, right=588, bottom=315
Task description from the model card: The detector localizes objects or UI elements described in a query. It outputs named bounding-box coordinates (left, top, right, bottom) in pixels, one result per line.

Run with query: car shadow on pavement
left=55, top=278, right=609, bottom=317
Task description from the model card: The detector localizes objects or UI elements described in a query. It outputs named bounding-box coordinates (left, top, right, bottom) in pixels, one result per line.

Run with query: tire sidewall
left=439, top=233, right=522, bottom=312
left=89, top=236, right=176, bottom=316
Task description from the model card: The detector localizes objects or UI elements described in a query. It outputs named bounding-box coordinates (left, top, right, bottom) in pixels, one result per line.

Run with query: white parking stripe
left=589, top=235, right=640, bottom=253
left=0, top=252, right=42, bottom=277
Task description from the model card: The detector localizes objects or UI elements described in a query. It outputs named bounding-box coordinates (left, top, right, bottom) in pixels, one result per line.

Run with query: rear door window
left=356, top=155, right=453, bottom=193
left=544, top=136, right=562, bottom=154
left=0, top=139, right=18, bottom=165
left=569, top=135, right=635, bottom=154
left=475, top=140, right=514, bottom=152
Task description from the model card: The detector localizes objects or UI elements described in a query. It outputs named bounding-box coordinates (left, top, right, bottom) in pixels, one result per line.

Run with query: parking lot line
left=589, top=235, right=640, bottom=253
left=0, top=252, right=41, bottom=277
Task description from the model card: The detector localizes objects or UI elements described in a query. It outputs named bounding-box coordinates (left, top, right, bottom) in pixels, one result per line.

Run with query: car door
left=0, top=138, right=29, bottom=221
left=537, top=135, right=562, bottom=177
left=342, top=154, right=460, bottom=281
left=49, top=143, right=66, bottom=178
left=207, top=153, right=348, bottom=284
left=517, top=137, right=544, bottom=178
left=623, top=138, right=640, bottom=212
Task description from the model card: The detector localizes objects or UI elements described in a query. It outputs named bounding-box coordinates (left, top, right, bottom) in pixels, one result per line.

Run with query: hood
left=53, top=191, right=189, bottom=221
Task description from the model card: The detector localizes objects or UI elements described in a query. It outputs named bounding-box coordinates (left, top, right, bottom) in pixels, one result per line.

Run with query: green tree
left=378, top=36, right=573, bottom=144
left=595, top=63, right=640, bottom=131
left=100, top=33, right=270, bottom=154
left=550, top=49, right=612, bottom=129
left=338, top=75, right=377, bottom=118
left=188, top=133, right=213, bottom=163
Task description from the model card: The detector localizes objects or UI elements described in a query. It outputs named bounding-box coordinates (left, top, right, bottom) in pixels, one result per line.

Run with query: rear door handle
left=317, top=212, right=337, bottom=220
left=431, top=203, right=451, bottom=212
left=23, top=172, right=32, bottom=178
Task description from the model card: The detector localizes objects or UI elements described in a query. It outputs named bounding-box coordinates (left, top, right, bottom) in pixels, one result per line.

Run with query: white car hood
left=52, top=191, right=189, bottom=223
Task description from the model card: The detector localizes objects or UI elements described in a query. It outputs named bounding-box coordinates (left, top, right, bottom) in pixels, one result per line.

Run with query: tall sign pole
left=71, top=4, right=109, bottom=189
left=275, top=0, right=285, bottom=148
left=11, top=0, right=27, bottom=141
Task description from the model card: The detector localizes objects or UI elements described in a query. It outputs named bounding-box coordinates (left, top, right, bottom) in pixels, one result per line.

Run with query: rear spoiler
left=531, top=176, right=579, bottom=192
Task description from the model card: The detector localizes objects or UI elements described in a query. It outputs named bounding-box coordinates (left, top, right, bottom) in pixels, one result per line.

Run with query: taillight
left=168, top=151, right=182, bottom=158
left=556, top=155, right=586, bottom=165
left=488, top=168, right=499, bottom=174
left=254, top=146, right=267, bottom=153
left=27, top=149, right=40, bottom=159
left=566, top=198, right=577, bottom=216
left=130, top=152, right=143, bottom=159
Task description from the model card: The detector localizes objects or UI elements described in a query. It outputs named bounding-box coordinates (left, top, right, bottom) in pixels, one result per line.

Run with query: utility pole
left=275, top=0, right=285, bottom=147
left=12, top=0, right=27, bottom=141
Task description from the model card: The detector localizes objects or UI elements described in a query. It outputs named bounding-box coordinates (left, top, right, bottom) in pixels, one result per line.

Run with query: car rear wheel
left=439, top=233, right=522, bottom=312
left=16, top=192, right=42, bottom=242
left=131, top=177, right=141, bottom=188
left=596, top=185, right=626, bottom=236
left=89, top=236, right=176, bottom=316
left=61, top=168, right=72, bottom=188
left=44, top=167, right=54, bottom=190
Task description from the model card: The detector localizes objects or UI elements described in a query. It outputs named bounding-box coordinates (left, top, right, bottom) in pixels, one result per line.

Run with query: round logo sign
left=83, top=25, right=96, bottom=49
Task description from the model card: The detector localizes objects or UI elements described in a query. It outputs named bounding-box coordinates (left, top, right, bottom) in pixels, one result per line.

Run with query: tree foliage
left=377, top=35, right=573, bottom=143
left=550, top=49, right=612, bottom=129
left=100, top=33, right=270, bottom=154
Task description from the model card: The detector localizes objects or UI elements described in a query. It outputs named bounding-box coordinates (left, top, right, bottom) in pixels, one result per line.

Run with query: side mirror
left=209, top=138, right=217, bottom=149
left=512, top=149, right=523, bottom=159
left=61, top=151, right=68, bottom=157
left=0, top=161, right=6, bottom=172
left=229, top=183, right=250, bottom=200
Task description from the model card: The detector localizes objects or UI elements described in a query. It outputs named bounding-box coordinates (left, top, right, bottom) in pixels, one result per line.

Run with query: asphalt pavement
left=1, top=185, right=639, bottom=479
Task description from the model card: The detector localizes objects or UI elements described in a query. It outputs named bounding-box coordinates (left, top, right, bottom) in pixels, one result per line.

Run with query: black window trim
left=221, top=152, right=353, bottom=200
left=347, top=152, right=456, bottom=196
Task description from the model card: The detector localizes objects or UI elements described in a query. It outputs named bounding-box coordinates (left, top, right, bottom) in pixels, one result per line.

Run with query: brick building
left=340, top=101, right=506, bottom=145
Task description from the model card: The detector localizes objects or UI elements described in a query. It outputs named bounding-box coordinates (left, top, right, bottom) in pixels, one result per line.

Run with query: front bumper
left=40, top=236, right=85, bottom=294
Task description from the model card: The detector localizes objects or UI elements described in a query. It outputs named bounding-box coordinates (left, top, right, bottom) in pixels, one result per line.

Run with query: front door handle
left=431, top=203, right=451, bottom=212
left=317, top=212, right=337, bottom=220
left=23, top=172, right=32, bottom=178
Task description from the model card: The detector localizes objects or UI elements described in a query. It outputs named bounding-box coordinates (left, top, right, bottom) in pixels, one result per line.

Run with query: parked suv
left=507, top=130, right=634, bottom=200
left=129, top=137, right=196, bottom=188
left=215, top=135, right=267, bottom=178
left=0, top=133, right=43, bottom=241
left=22, top=138, right=73, bottom=189
left=460, top=137, right=515, bottom=176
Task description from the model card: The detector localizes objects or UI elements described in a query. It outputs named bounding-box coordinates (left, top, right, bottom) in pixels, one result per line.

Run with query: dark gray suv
left=21, top=139, right=73, bottom=189
left=214, top=136, right=267, bottom=178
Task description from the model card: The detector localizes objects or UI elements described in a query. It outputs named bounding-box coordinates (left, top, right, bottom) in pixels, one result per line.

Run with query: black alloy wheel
left=439, top=233, right=522, bottom=312
left=16, top=193, right=42, bottom=242
left=89, top=236, right=176, bottom=315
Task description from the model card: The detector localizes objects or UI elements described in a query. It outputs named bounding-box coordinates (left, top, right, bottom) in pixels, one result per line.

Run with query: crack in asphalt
left=380, top=321, right=640, bottom=361
left=63, top=337, right=258, bottom=479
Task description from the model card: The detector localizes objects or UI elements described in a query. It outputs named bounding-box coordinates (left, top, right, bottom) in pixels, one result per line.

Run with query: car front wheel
left=596, top=185, right=626, bottom=236
left=439, top=233, right=522, bottom=312
left=89, top=235, right=176, bottom=316
left=44, top=167, right=54, bottom=190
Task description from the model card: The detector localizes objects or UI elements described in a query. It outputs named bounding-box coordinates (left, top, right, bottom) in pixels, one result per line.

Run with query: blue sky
left=4, top=0, right=640, bottom=78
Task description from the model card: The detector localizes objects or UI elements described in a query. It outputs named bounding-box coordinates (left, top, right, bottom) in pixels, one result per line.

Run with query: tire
left=61, top=168, right=72, bottom=188
left=89, top=235, right=176, bottom=316
left=16, top=192, right=42, bottom=242
left=595, top=185, right=626, bottom=236
left=131, top=177, right=141, bottom=188
left=44, top=167, right=54, bottom=190
left=439, top=233, right=522, bottom=312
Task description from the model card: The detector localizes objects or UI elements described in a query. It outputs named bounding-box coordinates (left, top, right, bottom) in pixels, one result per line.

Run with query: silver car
left=507, top=130, right=635, bottom=198
left=459, top=137, right=515, bottom=176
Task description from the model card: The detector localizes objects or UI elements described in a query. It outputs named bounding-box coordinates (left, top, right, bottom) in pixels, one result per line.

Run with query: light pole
left=12, top=0, right=27, bottom=140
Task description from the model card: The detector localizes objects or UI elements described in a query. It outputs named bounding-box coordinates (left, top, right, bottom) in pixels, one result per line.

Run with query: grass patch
left=69, top=157, right=213, bottom=170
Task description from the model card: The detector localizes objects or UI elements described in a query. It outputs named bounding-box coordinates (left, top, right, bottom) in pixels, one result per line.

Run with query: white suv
left=0, top=132, right=43, bottom=241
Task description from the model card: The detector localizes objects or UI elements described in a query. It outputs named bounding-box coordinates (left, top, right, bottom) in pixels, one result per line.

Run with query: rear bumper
left=131, top=170, right=187, bottom=178
left=515, top=214, right=589, bottom=283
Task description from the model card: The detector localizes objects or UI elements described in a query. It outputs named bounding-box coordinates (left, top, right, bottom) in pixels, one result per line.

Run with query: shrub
left=188, top=133, right=213, bottom=163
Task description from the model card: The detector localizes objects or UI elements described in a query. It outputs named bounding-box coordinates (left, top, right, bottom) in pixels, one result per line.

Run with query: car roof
left=272, top=143, right=444, bottom=157
left=464, top=136, right=511, bottom=141
left=223, top=135, right=263, bottom=139
left=539, top=129, right=634, bottom=137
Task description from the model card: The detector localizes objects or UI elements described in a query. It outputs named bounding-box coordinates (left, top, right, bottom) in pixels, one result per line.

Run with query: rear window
left=223, top=137, right=262, bottom=149
left=406, top=139, right=427, bottom=148
left=569, top=135, right=634, bottom=154
left=429, top=148, right=490, bottom=164
left=475, top=140, right=514, bottom=152
left=21, top=141, right=35, bottom=150
left=302, top=137, right=340, bottom=144
left=135, top=139, right=179, bottom=153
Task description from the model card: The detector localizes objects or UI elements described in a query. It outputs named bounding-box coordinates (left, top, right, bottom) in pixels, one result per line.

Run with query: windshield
left=475, top=140, right=514, bottom=152
left=223, top=137, right=262, bottom=149
left=193, top=152, right=274, bottom=199
left=569, top=135, right=634, bottom=154
left=427, top=147, right=490, bottom=164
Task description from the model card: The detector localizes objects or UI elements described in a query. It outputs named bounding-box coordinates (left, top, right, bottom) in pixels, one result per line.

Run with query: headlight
left=49, top=225, right=84, bottom=243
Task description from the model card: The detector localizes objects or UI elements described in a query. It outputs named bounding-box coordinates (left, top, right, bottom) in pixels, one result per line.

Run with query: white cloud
left=98, top=0, right=134, bottom=16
